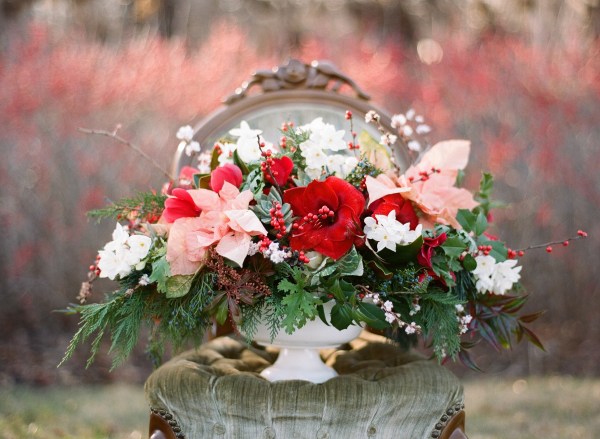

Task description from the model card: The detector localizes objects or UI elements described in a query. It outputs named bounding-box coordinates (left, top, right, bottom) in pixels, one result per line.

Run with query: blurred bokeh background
left=1, top=0, right=599, bottom=392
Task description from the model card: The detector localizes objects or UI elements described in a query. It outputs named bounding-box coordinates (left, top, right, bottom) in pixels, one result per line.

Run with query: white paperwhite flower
left=492, top=259, right=522, bottom=295
left=97, top=223, right=153, bottom=281
left=229, top=120, right=262, bottom=139
left=229, top=121, right=272, bottom=163
left=364, top=211, right=422, bottom=252
left=308, top=121, right=346, bottom=152
left=473, top=255, right=521, bottom=295
left=300, top=142, right=327, bottom=170
left=216, top=142, right=237, bottom=165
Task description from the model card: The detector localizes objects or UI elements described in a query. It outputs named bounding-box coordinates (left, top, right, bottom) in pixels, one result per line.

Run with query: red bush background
left=1, top=21, right=598, bottom=384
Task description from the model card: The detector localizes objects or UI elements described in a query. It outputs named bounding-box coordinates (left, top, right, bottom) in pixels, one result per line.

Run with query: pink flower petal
left=215, top=232, right=251, bottom=267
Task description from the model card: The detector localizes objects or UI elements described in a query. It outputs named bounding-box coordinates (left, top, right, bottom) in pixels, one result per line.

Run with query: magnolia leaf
left=330, top=303, right=354, bottom=330
left=354, top=302, right=388, bottom=330
left=165, top=274, right=194, bottom=298
left=193, top=173, right=211, bottom=190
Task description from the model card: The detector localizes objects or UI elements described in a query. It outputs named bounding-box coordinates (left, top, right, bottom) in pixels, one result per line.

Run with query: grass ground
left=0, top=377, right=598, bottom=438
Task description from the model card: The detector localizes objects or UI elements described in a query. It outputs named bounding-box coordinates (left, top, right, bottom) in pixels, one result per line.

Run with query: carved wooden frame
left=171, top=59, right=406, bottom=177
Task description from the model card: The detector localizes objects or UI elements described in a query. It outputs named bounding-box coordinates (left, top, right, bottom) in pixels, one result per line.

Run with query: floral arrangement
left=61, top=108, right=587, bottom=370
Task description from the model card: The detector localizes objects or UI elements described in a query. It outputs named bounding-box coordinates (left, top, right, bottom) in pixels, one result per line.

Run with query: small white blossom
left=176, top=125, right=195, bottom=142
left=409, top=303, right=421, bottom=316
left=407, top=140, right=421, bottom=152
left=405, top=322, right=421, bottom=335
left=416, top=124, right=431, bottom=135
left=365, top=110, right=380, bottom=123
left=184, top=140, right=201, bottom=157
left=247, top=242, right=261, bottom=256
left=197, top=151, right=212, bottom=174
left=383, top=301, right=394, bottom=312
left=455, top=304, right=465, bottom=313
left=138, top=274, right=151, bottom=286
left=216, top=142, right=237, bottom=165
left=380, top=133, right=398, bottom=146
left=391, top=114, right=407, bottom=129
left=385, top=312, right=397, bottom=323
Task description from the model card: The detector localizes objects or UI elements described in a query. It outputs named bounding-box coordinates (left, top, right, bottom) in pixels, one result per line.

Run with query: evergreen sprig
left=88, top=192, right=167, bottom=222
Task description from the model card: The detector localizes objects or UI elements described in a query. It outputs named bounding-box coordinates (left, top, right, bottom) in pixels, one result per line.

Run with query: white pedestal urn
left=252, top=304, right=363, bottom=384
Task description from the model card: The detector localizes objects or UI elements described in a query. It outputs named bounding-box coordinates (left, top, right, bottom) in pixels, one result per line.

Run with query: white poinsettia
left=97, top=223, right=152, bottom=280
left=473, top=255, right=521, bottom=295
left=363, top=210, right=422, bottom=252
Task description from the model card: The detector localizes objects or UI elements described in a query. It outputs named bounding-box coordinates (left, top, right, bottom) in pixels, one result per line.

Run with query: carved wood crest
left=224, top=59, right=371, bottom=105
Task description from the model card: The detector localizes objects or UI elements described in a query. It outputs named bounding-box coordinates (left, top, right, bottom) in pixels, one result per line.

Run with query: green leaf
left=370, top=236, right=424, bottom=265
left=474, top=211, right=489, bottom=236
left=441, top=236, right=467, bottom=258
left=456, top=209, right=477, bottom=233
left=330, top=303, right=354, bottom=330
left=325, top=278, right=356, bottom=302
left=210, top=147, right=220, bottom=171
left=193, top=173, right=211, bottom=189
left=337, top=247, right=364, bottom=276
left=462, top=254, right=477, bottom=271
left=280, top=291, right=319, bottom=333
left=215, top=297, right=229, bottom=325
left=149, top=254, right=170, bottom=293
left=233, top=149, right=250, bottom=175
left=165, top=275, right=194, bottom=298
left=354, top=302, right=388, bottom=330
left=478, top=238, right=508, bottom=262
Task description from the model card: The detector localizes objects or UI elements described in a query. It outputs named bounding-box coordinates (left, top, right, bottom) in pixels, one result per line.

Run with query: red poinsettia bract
left=284, top=176, right=365, bottom=260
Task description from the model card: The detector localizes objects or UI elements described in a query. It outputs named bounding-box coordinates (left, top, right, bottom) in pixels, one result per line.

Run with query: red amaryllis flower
left=162, top=188, right=201, bottom=223
left=210, top=164, right=243, bottom=193
left=417, top=232, right=447, bottom=269
left=284, top=176, right=365, bottom=259
left=264, top=156, right=294, bottom=187
left=369, top=194, right=419, bottom=229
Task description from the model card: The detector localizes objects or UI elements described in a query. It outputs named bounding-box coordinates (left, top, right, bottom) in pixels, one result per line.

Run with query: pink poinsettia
left=367, top=140, right=477, bottom=228
left=166, top=182, right=267, bottom=275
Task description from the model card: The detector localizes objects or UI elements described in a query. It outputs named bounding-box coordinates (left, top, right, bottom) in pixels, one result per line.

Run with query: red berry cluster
left=507, top=248, right=526, bottom=259
left=478, top=245, right=494, bottom=256
left=260, top=148, right=278, bottom=185
left=280, top=136, right=287, bottom=149
left=89, top=255, right=101, bottom=276
left=408, top=167, right=441, bottom=183
left=269, top=202, right=287, bottom=239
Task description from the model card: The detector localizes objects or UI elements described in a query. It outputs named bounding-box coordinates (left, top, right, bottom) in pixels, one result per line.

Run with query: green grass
left=0, top=377, right=599, bottom=438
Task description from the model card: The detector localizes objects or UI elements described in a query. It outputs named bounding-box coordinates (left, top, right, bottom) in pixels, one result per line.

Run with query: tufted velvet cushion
left=144, top=333, right=464, bottom=439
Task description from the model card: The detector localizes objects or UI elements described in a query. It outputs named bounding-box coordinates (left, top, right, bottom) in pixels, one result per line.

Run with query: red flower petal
left=163, top=188, right=201, bottom=223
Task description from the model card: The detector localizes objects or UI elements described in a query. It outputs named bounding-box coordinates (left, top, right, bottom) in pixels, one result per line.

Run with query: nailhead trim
left=151, top=407, right=186, bottom=439
left=430, top=402, right=464, bottom=438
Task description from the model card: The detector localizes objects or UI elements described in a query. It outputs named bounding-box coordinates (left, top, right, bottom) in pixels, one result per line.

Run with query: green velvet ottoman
left=144, top=333, right=467, bottom=439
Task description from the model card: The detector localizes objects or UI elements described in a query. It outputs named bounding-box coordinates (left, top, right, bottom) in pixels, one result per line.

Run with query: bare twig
left=79, top=127, right=174, bottom=181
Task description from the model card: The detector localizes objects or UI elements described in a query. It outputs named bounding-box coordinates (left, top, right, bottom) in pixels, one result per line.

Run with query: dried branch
left=79, top=126, right=174, bottom=181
